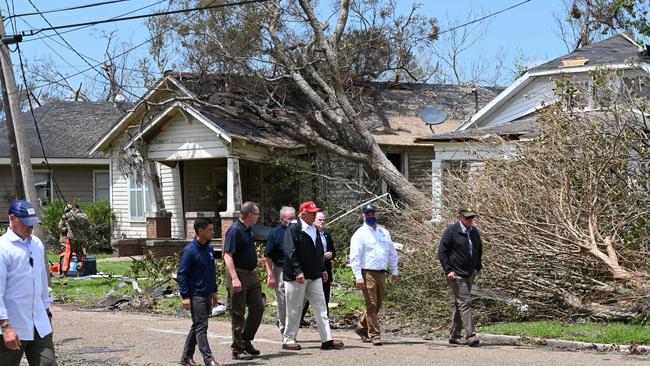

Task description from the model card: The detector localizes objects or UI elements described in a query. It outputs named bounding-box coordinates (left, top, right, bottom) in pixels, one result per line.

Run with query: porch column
left=431, top=159, right=444, bottom=223
left=220, top=156, right=243, bottom=242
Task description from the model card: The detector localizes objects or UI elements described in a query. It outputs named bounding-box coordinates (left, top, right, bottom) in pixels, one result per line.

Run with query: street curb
left=477, top=333, right=650, bottom=355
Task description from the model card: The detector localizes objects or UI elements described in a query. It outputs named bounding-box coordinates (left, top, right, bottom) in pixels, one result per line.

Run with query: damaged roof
left=415, top=113, right=539, bottom=142
left=0, top=101, right=127, bottom=160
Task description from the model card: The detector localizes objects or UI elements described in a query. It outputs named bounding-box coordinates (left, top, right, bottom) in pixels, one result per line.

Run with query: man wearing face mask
left=263, top=206, right=296, bottom=336
left=349, top=204, right=399, bottom=346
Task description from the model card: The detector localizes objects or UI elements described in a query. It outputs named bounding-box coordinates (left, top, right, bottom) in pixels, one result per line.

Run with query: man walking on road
left=0, top=200, right=57, bottom=366
left=438, top=206, right=483, bottom=347
left=264, top=206, right=296, bottom=336
left=282, top=201, right=343, bottom=351
left=177, top=217, right=221, bottom=366
left=349, top=204, right=399, bottom=346
left=224, top=202, right=265, bottom=360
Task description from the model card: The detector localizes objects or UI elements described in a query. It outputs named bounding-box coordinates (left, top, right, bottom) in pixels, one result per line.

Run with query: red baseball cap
left=299, top=201, right=320, bottom=213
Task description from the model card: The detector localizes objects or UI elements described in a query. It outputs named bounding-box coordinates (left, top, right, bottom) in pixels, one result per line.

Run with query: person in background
left=177, top=217, right=221, bottom=366
left=264, top=206, right=296, bottom=336
left=0, top=200, right=57, bottom=366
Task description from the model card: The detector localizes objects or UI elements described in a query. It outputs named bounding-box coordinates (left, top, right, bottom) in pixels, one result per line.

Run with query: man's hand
left=231, top=278, right=242, bottom=293
left=211, top=293, right=219, bottom=306
left=324, top=251, right=333, bottom=261
left=182, top=298, right=191, bottom=310
left=267, top=273, right=276, bottom=289
left=355, top=278, right=365, bottom=290
left=2, top=326, right=20, bottom=350
left=322, top=271, right=328, bottom=283
left=391, top=275, right=399, bottom=283
left=296, top=273, right=305, bottom=284
left=447, top=271, right=457, bottom=281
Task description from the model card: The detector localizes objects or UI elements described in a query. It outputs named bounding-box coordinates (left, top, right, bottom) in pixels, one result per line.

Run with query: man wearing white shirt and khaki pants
left=349, top=204, right=399, bottom=346
left=0, top=200, right=57, bottom=366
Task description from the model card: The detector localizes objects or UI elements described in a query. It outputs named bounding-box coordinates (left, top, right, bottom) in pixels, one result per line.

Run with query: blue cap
left=362, top=204, right=377, bottom=214
left=8, top=200, right=41, bottom=226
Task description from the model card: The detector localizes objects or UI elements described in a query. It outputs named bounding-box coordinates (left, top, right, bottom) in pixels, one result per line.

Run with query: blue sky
left=2, top=0, right=572, bottom=96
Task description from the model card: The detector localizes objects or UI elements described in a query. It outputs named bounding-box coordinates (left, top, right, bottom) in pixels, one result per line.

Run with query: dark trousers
left=182, top=295, right=214, bottom=365
left=302, top=279, right=332, bottom=320
left=0, top=329, right=57, bottom=366
left=447, top=272, right=477, bottom=339
left=227, top=269, right=264, bottom=351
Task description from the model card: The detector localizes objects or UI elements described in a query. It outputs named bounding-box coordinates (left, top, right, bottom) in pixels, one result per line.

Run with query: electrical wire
left=4, top=0, right=137, bottom=22
left=15, top=0, right=269, bottom=36
left=437, top=0, right=533, bottom=36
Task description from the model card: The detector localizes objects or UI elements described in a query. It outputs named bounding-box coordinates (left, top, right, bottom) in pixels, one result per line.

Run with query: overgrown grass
left=479, top=321, right=650, bottom=345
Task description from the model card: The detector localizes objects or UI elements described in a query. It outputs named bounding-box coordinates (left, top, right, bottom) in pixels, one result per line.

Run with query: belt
left=362, top=269, right=387, bottom=273
left=235, top=267, right=256, bottom=273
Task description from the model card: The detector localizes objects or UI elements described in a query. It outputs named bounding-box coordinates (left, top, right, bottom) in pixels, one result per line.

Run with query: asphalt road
left=47, top=306, right=649, bottom=366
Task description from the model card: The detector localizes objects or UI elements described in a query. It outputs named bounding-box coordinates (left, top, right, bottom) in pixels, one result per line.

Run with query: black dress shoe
left=244, top=342, right=261, bottom=356
left=179, top=358, right=200, bottom=366
left=232, top=349, right=255, bottom=360
left=321, top=339, right=344, bottom=350
left=206, top=361, right=223, bottom=366
left=299, top=319, right=310, bottom=327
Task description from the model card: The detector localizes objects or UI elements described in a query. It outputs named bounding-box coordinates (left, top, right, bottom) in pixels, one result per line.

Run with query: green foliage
left=480, top=321, right=650, bottom=345
left=130, top=251, right=179, bottom=280
left=41, top=200, right=115, bottom=252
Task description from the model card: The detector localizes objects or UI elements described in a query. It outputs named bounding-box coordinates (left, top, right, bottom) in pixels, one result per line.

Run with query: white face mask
left=289, top=219, right=298, bottom=224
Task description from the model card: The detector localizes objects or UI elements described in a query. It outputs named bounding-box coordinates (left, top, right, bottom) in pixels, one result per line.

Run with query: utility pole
left=0, top=63, right=25, bottom=199
left=0, top=12, right=46, bottom=270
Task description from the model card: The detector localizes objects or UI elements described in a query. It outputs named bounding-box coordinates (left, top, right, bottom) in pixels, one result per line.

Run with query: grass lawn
left=47, top=252, right=132, bottom=276
left=479, top=321, right=650, bottom=345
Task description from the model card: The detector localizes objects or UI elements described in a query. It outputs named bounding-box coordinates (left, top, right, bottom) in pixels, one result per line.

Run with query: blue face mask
left=365, top=216, right=377, bottom=226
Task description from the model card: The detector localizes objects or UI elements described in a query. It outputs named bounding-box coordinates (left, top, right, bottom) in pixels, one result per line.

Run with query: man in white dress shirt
left=349, top=204, right=399, bottom=346
left=0, top=200, right=56, bottom=366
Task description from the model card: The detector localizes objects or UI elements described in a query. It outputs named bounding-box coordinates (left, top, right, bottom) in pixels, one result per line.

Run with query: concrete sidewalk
left=49, top=306, right=650, bottom=366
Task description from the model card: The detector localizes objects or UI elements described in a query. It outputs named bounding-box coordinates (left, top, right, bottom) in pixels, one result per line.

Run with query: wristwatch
left=0, top=320, right=10, bottom=329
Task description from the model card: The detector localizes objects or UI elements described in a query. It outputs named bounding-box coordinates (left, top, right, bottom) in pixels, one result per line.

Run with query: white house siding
left=407, top=147, right=435, bottom=196
left=147, top=112, right=229, bottom=161
left=110, top=146, right=147, bottom=238
left=159, top=163, right=184, bottom=238
left=480, top=76, right=557, bottom=128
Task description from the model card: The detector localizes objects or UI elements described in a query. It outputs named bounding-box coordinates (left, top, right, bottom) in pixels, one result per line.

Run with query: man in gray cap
left=0, top=200, right=57, bottom=365
left=438, top=206, right=483, bottom=347
left=349, top=204, right=399, bottom=346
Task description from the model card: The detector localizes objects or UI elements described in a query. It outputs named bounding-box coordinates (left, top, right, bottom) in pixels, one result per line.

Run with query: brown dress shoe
left=449, top=338, right=467, bottom=345
left=371, top=337, right=383, bottom=346
left=467, top=336, right=480, bottom=347
left=179, top=358, right=200, bottom=366
left=282, top=343, right=302, bottom=351
left=355, top=327, right=371, bottom=343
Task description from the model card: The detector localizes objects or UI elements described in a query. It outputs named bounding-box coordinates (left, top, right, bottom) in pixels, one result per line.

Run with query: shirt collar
left=458, top=221, right=471, bottom=234
left=300, top=218, right=315, bottom=231
left=364, top=223, right=377, bottom=232
left=5, top=228, right=31, bottom=243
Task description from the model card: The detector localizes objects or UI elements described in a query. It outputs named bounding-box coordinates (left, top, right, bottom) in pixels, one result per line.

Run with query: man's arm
left=438, top=227, right=457, bottom=280
left=177, top=248, right=192, bottom=309
left=282, top=226, right=303, bottom=280
left=387, top=233, right=399, bottom=278
left=326, top=232, right=336, bottom=261
left=263, top=256, right=276, bottom=288
left=476, top=229, right=483, bottom=272
left=0, top=248, right=20, bottom=350
left=224, top=253, right=241, bottom=292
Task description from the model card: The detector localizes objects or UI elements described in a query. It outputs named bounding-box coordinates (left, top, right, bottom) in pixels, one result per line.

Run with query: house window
left=94, top=171, right=110, bottom=202
left=129, top=175, right=149, bottom=221
left=33, top=171, right=51, bottom=206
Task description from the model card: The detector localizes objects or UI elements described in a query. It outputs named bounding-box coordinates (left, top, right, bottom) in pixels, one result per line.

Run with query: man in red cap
left=281, top=201, right=343, bottom=351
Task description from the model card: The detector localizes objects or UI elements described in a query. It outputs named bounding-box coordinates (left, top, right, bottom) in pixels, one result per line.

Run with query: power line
left=22, top=0, right=167, bottom=44
left=437, top=0, right=533, bottom=36
left=15, top=0, right=270, bottom=37
left=4, top=0, right=137, bottom=22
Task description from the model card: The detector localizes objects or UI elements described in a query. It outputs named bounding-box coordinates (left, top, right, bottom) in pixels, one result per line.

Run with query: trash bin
left=82, top=256, right=97, bottom=276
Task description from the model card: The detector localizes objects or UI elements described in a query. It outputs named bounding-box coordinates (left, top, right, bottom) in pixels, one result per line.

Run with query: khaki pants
left=283, top=279, right=332, bottom=344
left=0, top=329, right=57, bottom=366
left=359, top=270, right=385, bottom=340
left=447, top=272, right=477, bottom=339
left=226, top=269, right=264, bottom=351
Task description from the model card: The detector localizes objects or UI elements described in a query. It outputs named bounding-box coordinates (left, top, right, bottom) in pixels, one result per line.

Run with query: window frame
left=93, top=170, right=110, bottom=202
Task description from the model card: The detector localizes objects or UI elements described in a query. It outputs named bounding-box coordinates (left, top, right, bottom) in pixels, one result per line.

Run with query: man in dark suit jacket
left=281, top=201, right=343, bottom=351
left=438, top=206, right=483, bottom=347
left=301, top=211, right=336, bottom=324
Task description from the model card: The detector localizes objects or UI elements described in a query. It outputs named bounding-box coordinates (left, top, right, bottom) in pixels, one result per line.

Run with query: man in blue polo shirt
left=224, top=201, right=264, bottom=360
left=263, top=206, right=296, bottom=337
left=177, top=218, right=220, bottom=366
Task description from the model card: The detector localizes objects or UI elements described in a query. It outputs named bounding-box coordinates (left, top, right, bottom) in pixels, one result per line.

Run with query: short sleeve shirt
left=223, top=219, right=258, bottom=270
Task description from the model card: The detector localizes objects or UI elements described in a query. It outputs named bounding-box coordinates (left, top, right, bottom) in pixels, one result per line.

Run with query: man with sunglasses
left=438, top=206, right=484, bottom=347
left=0, top=200, right=57, bottom=365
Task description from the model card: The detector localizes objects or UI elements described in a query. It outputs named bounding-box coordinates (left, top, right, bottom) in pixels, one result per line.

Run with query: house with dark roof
left=0, top=101, right=126, bottom=222
left=90, top=72, right=500, bottom=245
left=414, top=32, right=647, bottom=221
